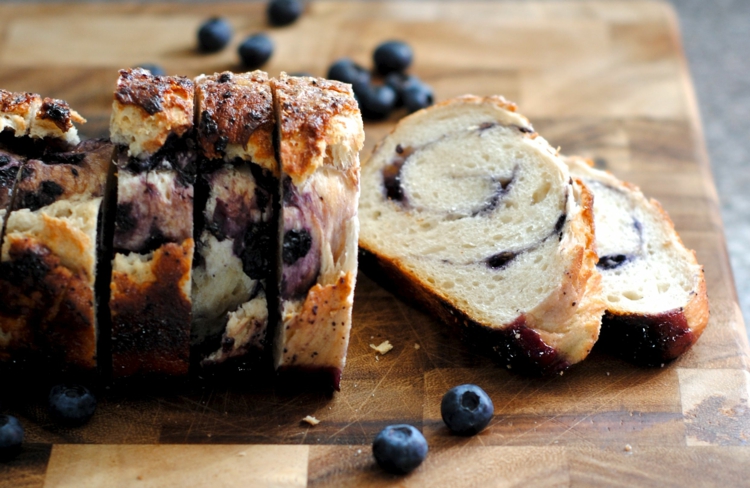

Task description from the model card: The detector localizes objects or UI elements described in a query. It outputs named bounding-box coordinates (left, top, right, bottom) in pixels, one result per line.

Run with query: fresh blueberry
left=402, top=82, right=434, bottom=113
left=134, top=63, right=166, bottom=76
left=373, top=40, right=413, bottom=75
left=327, top=58, right=370, bottom=86
left=372, top=424, right=428, bottom=474
left=356, top=84, right=397, bottom=121
left=49, top=384, right=97, bottom=426
left=198, top=18, right=233, bottom=53
left=384, top=72, right=419, bottom=105
left=238, top=34, right=274, bottom=69
left=267, top=0, right=304, bottom=27
left=440, top=384, right=494, bottom=436
left=0, top=415, right=24, bottom=460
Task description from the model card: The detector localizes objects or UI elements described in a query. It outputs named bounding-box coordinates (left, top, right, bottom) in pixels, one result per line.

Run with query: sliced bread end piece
left=359, top=95, right=604, bottom=375
left=566, top=156, right=708, bottom=365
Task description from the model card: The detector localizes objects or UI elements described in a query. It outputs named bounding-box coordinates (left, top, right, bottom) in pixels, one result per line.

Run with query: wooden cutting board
left=2, top=2, right=749, bottom=486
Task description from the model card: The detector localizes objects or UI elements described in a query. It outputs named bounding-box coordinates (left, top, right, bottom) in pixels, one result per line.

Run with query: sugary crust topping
left=34, top=98, right=86, bottom=133
left=273, top=73, right=364, bottom=184
left=195, top=71, right=276, bottom=172
left=110, top=69, right=194, bottom=158
left=1, top=89, right=42, bottom=137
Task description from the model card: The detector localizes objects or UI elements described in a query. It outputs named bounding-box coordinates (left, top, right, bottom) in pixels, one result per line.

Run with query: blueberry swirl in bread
left=191, top=71, right=277, bottom=365
left=566, top=157, right=709, bottom=365
left=359, top=96, right=604, bottom=375
left=109, top=69, right=196, bottom=378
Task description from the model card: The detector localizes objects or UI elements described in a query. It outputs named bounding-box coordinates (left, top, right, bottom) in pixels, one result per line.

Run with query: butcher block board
left=1, top=1, right=749, bottom=486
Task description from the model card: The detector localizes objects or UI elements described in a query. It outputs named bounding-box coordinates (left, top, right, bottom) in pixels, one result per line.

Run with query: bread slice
left=565, top=157, right=709, bottom=364
left=0, top=92, right=110, bottom=373
left=271, top=74, right=364, bottom=390
left=109, top=69, right=196, bottom=378
left=359, top=96, right=604, bottom=375
left=192, top=71, right=277, bottom=365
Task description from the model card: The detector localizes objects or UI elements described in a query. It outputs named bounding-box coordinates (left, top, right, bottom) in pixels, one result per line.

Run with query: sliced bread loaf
left=359, top=96, right=604, bottom=375
left=192, top=71, right=277, bottom=365
left=566, top=157, right=709, bottom=365
left=271, top=74, right=364, bottom=389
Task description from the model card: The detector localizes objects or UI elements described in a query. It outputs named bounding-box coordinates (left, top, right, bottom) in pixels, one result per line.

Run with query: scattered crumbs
left=514, top=333, right=521, bottom=339
left=375, top=355, right=380, bottom=362
left=372, top=393, right=375, bottom=397
left=624, top=444, right=632, bottom=452
left=207, top=433, right=212, bottom=438
left=354, top=383, right=358, bottom=388
left=660, top=363, right=665, bottom=368
left=302, top=415, right=321, bottom=426
left=370, top=340, right=394, bottom=355
left=559, top=371, right=564, bottom=376
left=357, top=449, right=362, bottom=455
left=137, top=475, right=143, bottom=481
left=506, top=364, right=512, bottom=369
left=370, top=336, right=374, bottom=339
left=238, top=451, right=247, bottom=457
left=414, top=343, right=421, bottom=350
left=606, top=372, right=610, bottom=376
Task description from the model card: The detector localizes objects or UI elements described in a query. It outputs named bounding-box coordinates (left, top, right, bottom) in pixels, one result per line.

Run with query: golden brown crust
left=272, top=73, right=364, bottom=184
left=114, top=69, right=193, bottom=118
left=35, top=98, right=86, bottom=133
left=110, top=240, right=193, bottom=377
left=0, top=236, right=96, bottom=371
left=0, top=89, right=41, bottom=136
left=195, top=71, right=276, bottom=171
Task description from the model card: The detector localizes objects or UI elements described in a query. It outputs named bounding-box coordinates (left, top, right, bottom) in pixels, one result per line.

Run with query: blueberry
left=402, top=82, right=434, bottom=113
left=49, top=384, right=97, bottom=426
left=373, top=40, right=413, bottom=75
left=238, top=34, right=274, bottom=69
left=134, top=63, right=166, bottom=76
left=283, top=229, right=312, bottom=265
left=372, top=424, right=428, bottom=474
left=198, top=18, right=233, bottom=53
left=356, top=84, right=397, bottom=121
left=327, top=58, right=370, bottom=86
left=440, top=384, right=494, bottom=436
left=0, top=415, right=24, bottom=460
left=267, top=0, right=303, bottom=27
left=384, top=72, right=419, bottom=105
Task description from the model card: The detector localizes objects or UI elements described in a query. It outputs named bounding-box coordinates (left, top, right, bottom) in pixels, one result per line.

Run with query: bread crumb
left=414, top=343, right=420, bottom=350
left=370, top=340, right=393, bottom=355
left=606, top=372, right=610, bottom=376
left=302, top=415, right=320, bottom=426
left=624, top=444, right=632, bottom=452
left=238, top=451, right=247, bottom=457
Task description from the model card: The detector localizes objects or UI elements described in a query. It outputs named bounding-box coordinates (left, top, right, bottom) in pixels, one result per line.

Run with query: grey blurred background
left=8, top=0, right=750, bottom=333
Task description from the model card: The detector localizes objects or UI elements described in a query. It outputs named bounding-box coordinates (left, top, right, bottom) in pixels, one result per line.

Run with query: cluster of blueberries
left=373, top=384, right=494, bottom=475
left=0, top=384, right=96, bottom=460
left=140, top=0, right=433, bottom=122
left=327, top=41, right=434, bottom=121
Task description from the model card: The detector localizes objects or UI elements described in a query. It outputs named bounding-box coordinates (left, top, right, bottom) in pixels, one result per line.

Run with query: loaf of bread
left=565, top=157, right=709, bottom=364
left=271, top=74, right=364, bottom=389
left=109, top=69, right=196, bottom=377
left=359, top=96, right=604, bottom=375
left=0, top=91, right=111, bottom=373
left=192, top=71, right=277, bottom=365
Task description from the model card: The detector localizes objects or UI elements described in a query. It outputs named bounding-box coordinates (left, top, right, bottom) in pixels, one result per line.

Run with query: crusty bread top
left=195, top=71, right=277, bottom=174
left=1, top=89, right=41, bottom=136
left=272, top=73, right=364, bottom=184
left=2, top=90, right=84, bottom=145
left=110, top=69, right=194, bottom=158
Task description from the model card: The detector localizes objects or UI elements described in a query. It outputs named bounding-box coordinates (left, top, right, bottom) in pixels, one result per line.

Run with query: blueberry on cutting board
left=49, top=384, right=97, bottom=426
left=238, top=34, right=274, bottom=69
left=402, top=82, right=434, bottom=113
left=327, top=58, right=370, bottom=86
left=441, top=384, right=494, bottom=436
left=0, top=415, right=23, bottom=461
left=268, top=0, right=304, bottom=26
left=357, top=84, right=397, bottom=121
left=373, top=40, right=413, bottom=75
left=372, top=424, right=428, bottom=474
left=198, top=18, right=233, bottom=53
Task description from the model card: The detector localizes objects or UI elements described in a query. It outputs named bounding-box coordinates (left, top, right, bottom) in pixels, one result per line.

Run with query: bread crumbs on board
left=370, top=340, right=393, bottom=355
left=302, top=415, right=320, bottom=426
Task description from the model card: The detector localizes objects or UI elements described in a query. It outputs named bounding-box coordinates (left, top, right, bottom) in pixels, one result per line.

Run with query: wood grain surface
left=1, top=1, right=749, bottom=486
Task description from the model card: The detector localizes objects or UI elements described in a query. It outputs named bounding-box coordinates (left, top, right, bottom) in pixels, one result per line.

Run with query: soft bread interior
left=566, top=158, right=703, bottom=314
left=360, top=100, right=577, bottom=328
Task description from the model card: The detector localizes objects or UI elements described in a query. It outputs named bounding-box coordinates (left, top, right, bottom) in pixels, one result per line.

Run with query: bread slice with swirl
left=359, top=96, right=604, bottom=375
left=192, top=71, right=278, bottom=365
left=271, top=74, right=364, bottom=390
left=565, top=156, right=709, bottom=365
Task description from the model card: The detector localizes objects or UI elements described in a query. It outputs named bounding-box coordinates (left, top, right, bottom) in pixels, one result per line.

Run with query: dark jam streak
left=283, top=229, right=312, bottom=265
left=486, top=251, right=517, bottom=270
left=382, top=144, right=415, bottom=203
left=597, top=254, right=629, bottom=270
